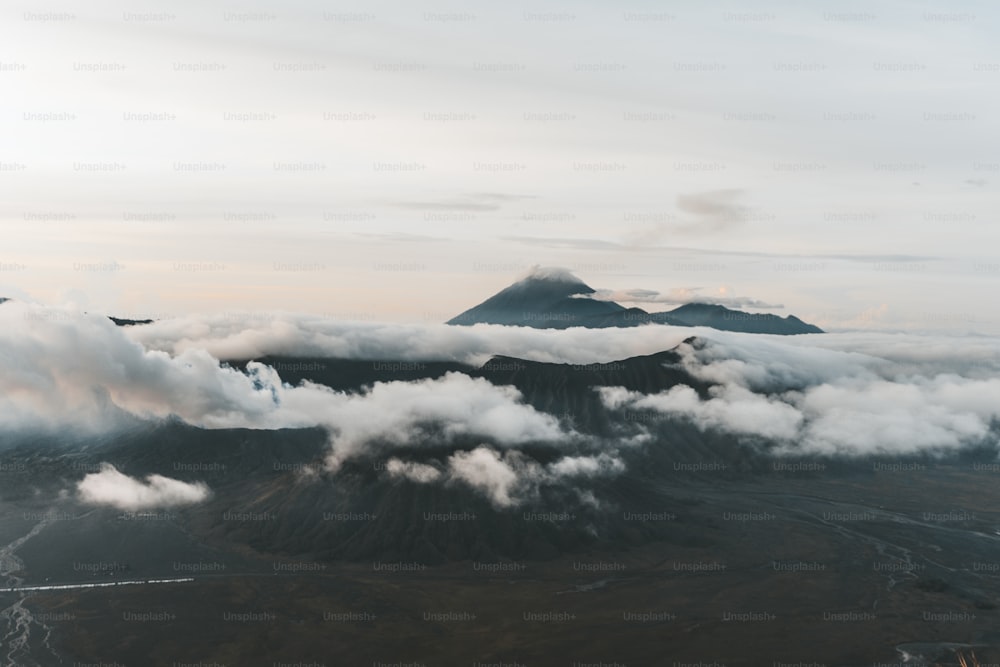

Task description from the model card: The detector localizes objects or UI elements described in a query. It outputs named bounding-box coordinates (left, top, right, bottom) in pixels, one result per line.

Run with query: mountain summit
left=447, top=266, right=626, bottom=327
left=447, top=267, right=823, bottom=334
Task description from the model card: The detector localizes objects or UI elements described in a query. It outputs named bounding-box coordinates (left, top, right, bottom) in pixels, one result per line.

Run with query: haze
left=0, top=0, right=997, bottom=333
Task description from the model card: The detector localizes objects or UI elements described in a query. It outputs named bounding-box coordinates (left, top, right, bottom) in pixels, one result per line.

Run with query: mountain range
left=447, top=267, right=823, bottom=334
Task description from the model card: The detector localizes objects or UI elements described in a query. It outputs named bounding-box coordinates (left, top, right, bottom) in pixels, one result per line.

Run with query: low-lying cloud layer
left=579, top=287, right=783, bottom=310
left=5, top=300, right=1000, bottom=505
left=0, top=303, right=287, bottom=433
left=123, top=309, right=694, bottom=365
left=0, top=301, right=574, bottom=474
left=600, top=336, right=1000, bottom=458
left=77, top=463, right=211, bottom=510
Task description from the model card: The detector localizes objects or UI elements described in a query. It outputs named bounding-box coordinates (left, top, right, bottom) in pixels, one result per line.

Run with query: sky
left=0, top=0, right=997, bottom=332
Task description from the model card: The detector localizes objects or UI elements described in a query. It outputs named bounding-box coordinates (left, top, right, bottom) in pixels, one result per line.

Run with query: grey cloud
left=675, top=189, right=749, bottom=232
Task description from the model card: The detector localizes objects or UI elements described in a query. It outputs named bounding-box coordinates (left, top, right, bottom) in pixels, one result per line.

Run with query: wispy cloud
left=392, top=192, right=534, bottom=212
left=581, top=286, right=783, bottom=309
left=675, top=189, right=749, bottom=232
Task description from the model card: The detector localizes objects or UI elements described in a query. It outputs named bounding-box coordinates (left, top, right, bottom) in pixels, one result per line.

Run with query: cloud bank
left=122, top=309, right=696, bottom=365
left=599, top=336, right=1000, bottom=458
left=580, top=286, right=783, bottom=310
left=6, top=300, right=1000, bottom=505
left=0, top=302, right=575, bottom=474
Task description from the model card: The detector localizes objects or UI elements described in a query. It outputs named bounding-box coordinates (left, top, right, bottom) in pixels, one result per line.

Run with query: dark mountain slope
left=447, top=267, right=823, bottom=334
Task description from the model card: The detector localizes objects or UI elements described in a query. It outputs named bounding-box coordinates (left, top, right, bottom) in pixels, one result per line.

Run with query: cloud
left=77, top=463, right=211, bottom=510
left=500, top=236, right=622, bottom=251
left=675, top=189, right=749, bottom=231
left=600, top=333, right=1000, bottom=458
left=498, top=237, right=943, bottom=264
left=581, top=286, right=783, bottom=309
left=386, top=459, right=443, bottom=483
left=392, top=192, right=532, bottom=212
left=386, top=448, right=627, bottom=507
left=124, top=308, right=698, bottom=365
left=615, top=191, right=757, bottom=245
left=518, top=265, right=588, bottom=284
left=446, top=446, right=527, bottom=507
left=599, top=384, right=803, bottom=441
left=0, top=302, right=292, bottom=434
left=546, top=453, right=627, bottom=478
left=0, top=302, right=575, bottom=471
left=9, top=298, right=1000, bottom=484
left=301, top=373, right=571, bottom=471
left=353, top=232, right=444, bottom=243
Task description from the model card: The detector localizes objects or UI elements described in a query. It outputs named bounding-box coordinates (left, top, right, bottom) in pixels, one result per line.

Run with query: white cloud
left=446, top=446, right=528, bottom=508
left=0, top=303, right=289, bottom=433
left=7, top=299, right=1000, bottom=481
left=580, top=286, right=783, bottom=310
left=546, top=453, right=627, bottom=478
left=299, top=372, right=571, bottom=471
left=0, top=302, right=574, bottom=471
left=77, top=463, right=211, bottom=511
left=601, top=333, right=1000, bottom=458
left=124, top=310, right=696, bottom=365
left=387, top=448, right=628, bottom=507
left=385, top=459, right=443, bottom=484
left=600, top=384, right=803, bottom=441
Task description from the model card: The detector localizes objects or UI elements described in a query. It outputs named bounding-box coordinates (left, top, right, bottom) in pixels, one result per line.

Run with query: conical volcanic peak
left=516, top=265, right=590, bottom=287
left=447, top=266, right=623, bottom=328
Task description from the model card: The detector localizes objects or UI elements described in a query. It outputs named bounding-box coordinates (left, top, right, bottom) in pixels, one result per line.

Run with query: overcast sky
left=1, top=0, right=997, bottom=332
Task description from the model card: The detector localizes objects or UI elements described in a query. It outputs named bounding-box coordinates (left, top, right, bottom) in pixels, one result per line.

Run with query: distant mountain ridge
left=0, top=298, right=151, bottom=326
left=448, top=267, right=823, bottom=334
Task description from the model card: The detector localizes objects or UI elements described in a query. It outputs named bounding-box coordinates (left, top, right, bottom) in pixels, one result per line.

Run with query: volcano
left=446, top=266, right=629, bottom=328
left=448, top=266, right=823, bottom=334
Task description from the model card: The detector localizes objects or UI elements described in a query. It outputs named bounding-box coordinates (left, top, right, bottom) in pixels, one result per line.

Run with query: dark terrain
left=2, top=341, right=999, bottom=666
